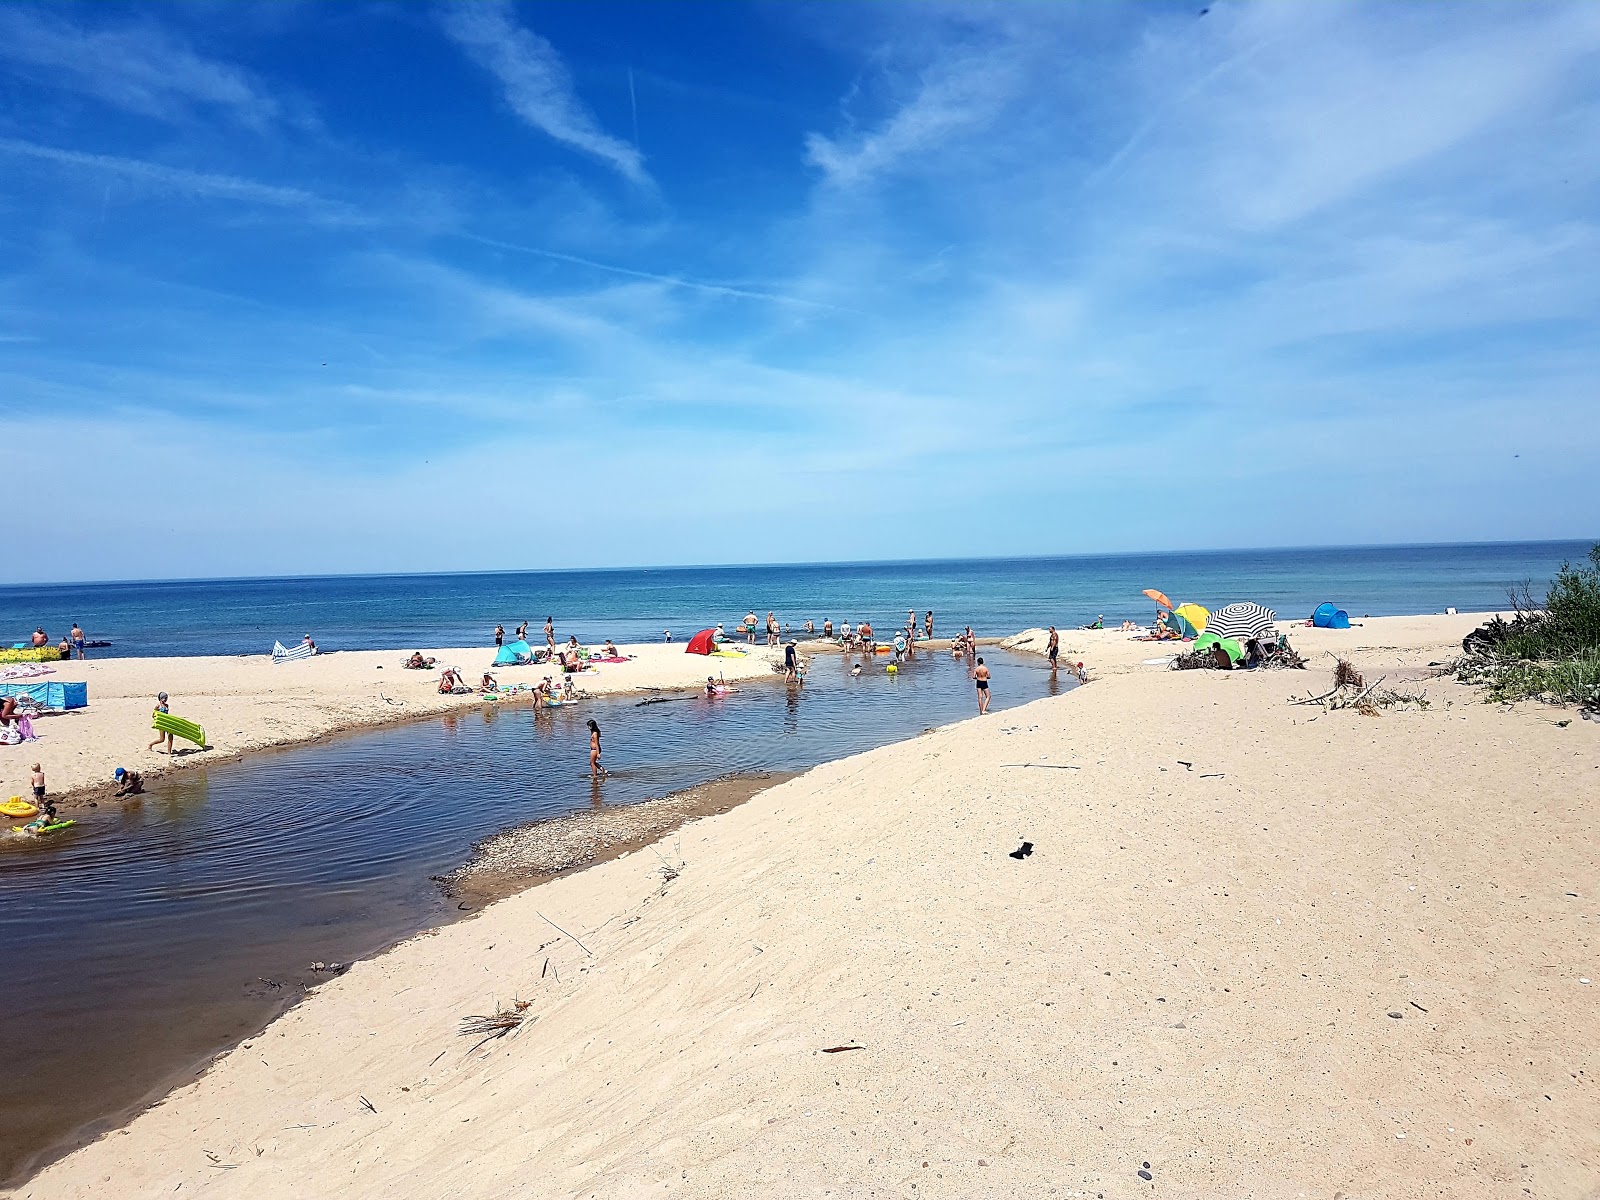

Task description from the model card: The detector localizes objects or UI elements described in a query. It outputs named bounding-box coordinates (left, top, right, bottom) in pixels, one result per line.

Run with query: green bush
left=1457, top=544, right=1600, bottom=707
left=1496, top=544, right=1600, bottom=659
left=0, top=646, right=63, bottom=664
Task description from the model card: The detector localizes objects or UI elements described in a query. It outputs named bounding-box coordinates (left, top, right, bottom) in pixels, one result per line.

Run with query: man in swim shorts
left=974, top=656, right=991, bottom=715
left=1047, top=626, right=1059, bottom=669
left=71, top=622, right=86, bottom=659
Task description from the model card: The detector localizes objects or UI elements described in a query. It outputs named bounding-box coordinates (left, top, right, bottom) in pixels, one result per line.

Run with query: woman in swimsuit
left=587, top=719, right=606, bottom=778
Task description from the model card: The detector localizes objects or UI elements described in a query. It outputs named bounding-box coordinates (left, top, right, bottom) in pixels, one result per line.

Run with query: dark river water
left=0, top=646, right=1070, bottom=1184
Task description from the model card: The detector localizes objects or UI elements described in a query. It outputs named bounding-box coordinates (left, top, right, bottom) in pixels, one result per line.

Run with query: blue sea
left=1, top=540, right=1591, bottom=658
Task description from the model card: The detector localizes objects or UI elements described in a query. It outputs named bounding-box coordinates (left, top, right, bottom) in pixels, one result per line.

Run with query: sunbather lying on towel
left=405, top=652, right=436, bottom=670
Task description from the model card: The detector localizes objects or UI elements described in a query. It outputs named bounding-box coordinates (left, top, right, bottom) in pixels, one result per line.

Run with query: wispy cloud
left=804, top=50, right=1020, bottom=188
left=0, top=6, right=281, bottom=129
left=438, top=0, right=648, bottom=186
left=0, top=137, right=348, bottom=216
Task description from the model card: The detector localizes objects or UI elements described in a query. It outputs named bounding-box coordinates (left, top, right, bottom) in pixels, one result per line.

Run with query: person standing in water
left=1046, top=626, right=1060, bottom=671
left=587, top=718, right=606, bottom=778
left=70, top=622, right=85, bottom=660
left=973, top=657, right=991, bottom=715
left=924, top=611, right=933, bottom=641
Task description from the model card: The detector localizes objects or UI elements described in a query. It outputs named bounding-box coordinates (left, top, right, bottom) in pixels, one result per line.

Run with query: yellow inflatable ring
left=1, top=799, right=39, bottom=818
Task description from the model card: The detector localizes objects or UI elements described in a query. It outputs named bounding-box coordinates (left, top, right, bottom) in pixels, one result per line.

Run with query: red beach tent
left=685, top=629, right=717, bottom=655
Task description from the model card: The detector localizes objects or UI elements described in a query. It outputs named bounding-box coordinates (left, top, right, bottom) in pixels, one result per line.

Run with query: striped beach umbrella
left=1206, top=602, right=1276, bottom=641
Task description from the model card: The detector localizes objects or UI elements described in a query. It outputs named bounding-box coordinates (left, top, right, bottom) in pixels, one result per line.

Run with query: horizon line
left=1, top=536, right=1592, bottom=591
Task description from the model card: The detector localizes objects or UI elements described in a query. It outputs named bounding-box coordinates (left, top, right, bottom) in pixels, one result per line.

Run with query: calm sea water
left=1, top=541, right=1590, bottom=658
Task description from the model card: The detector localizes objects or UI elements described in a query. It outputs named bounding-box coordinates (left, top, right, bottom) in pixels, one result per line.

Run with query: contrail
left=459, top=232, right=856, bottom=313
left=628, top=67, right=640, bottom=153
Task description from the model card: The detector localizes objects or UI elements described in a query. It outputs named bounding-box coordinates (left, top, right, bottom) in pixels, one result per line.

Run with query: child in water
left=113, top=767, right=145, bottom=797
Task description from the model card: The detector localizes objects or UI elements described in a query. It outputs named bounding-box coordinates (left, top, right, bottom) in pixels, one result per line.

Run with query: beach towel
left=272, top=640, right=316, bottom=664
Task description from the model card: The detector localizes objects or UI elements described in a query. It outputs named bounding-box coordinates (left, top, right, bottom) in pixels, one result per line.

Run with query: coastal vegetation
left=1458, top=544, right=1600, bottom=707
left=0, top=646, right=62, bottom=664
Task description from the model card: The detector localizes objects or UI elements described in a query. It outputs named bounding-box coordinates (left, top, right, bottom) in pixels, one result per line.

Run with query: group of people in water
left=23, top=623, right=89, bottom=660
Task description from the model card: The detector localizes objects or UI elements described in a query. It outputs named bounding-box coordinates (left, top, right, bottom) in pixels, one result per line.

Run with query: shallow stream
left=0, top=647, right=1071, bottom=1183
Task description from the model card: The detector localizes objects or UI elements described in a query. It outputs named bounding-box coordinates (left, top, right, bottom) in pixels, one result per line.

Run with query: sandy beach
left=15, top=611, right=1598, bottom=1199
left=1, top=642, right=781, bottom=807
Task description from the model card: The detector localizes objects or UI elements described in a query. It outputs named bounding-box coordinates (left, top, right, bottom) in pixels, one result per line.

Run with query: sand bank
left=1002, top=610, right=1498, bottom=677
left=21, top=615, right=1598, bottom=1198
left=1, top=642, right=779, bottom=807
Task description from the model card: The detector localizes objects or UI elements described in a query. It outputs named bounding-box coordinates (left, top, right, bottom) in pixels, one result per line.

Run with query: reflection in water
left=0, top=649, right=1068, bottom=1185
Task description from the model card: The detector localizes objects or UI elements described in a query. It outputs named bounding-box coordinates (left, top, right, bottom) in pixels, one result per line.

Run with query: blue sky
left=1, top=0, right=1596, bottom=582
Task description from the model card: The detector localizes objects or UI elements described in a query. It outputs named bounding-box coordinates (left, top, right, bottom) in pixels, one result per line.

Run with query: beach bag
left=0, top=724, right=19, bottom=746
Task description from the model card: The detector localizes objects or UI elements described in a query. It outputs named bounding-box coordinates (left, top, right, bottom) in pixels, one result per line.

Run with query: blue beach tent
left=493, top=639, right=535, bottom=666
left=1310, top=602, right=1350, bottom=630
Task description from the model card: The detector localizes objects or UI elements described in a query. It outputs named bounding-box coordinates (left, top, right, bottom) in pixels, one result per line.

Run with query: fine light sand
left=18, top=615, right=1598, bottom=1199
left=1, top=643, right=779, bottom=806
left=1002, top=611, right=1497, bottom=677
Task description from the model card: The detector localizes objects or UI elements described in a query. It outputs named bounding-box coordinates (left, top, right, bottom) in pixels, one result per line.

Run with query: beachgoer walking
left=494, top=624, right=505, bottom=648
left=1047, top=626, right=1060, bottom=670
left=974, top=657, right=991, bottom=714
left=784, top=641, right=799, bottom=682
left=147, top=692, right=174, bottom=754
left=70, top=622, right=85, bottom=660
left=664, top=629, right=672, bottom=643
left=925, top=611, right=933, bottom=640
left=588, top=719, right=606, bottom=778
left=113, top=767, right=144, bottom=796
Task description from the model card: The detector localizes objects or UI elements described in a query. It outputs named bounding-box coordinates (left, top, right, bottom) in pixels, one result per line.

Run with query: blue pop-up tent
left=1310, top=602, right=1350, bottom=629
left=493, top=639, right=535, bottom=665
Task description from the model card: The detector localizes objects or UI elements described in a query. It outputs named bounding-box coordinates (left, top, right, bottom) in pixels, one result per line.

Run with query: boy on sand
left=113, top=767, right=145, bottom=797
left=30, top=762, right=46, bottom=809
left=974, top=657, right=991, bottom=714
left=147, top=692, right=174, bottom=754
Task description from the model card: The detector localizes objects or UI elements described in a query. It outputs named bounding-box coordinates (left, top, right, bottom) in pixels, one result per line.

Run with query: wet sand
left=439, top=771, right=796, bottom=906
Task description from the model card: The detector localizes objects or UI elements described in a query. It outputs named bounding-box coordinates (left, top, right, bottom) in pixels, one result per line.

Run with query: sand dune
left=19, top=615, right=1598, bottom=1199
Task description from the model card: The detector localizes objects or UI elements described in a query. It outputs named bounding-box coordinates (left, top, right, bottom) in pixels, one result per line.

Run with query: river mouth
left=0, top=647, right=1068, bottom=1185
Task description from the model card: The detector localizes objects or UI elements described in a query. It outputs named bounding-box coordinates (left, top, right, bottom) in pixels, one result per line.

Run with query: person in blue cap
left=112, top=767, right=145, bottom=797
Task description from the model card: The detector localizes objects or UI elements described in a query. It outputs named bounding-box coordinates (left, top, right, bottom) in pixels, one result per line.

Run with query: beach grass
left=1458, top=543, right=1600, bottom=706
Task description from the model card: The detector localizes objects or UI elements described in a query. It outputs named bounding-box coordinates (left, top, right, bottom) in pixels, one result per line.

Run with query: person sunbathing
left=602, top=639, right=619, bottom=658
left=404, top=652, right=435, bottom=670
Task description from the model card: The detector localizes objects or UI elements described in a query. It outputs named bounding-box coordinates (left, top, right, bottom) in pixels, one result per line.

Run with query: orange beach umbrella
left=1142, top=588, right=1173, bottom=610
